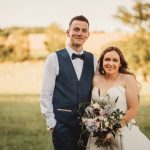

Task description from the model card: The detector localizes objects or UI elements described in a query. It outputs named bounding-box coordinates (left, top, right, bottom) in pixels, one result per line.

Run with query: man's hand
left=47, top=126, right=54, bottom=132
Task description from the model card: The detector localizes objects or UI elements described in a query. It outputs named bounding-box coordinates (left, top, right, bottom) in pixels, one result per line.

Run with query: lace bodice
left=91, top=86, right=127, bottom=113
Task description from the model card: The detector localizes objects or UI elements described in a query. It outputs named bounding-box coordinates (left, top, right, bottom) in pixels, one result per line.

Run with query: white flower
left=111, top=116, right=114, bottom=119
left=93, top=102, right=100, bottom=109
left=85, top=106, right=93, bottom=115
left=104, top=118, right=107, bottom=122
left=105, top=121, right=109, bottom=127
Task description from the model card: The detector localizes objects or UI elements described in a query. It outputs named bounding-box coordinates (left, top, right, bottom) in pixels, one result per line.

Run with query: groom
left=40, top=15, right=97, bottom=150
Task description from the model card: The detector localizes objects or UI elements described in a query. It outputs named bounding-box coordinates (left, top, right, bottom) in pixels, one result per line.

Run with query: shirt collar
left=66, top=45, right=84, bottom=58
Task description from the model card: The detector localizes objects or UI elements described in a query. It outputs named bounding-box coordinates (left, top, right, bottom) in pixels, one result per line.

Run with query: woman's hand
left=103, top=132, right=113, bottom=144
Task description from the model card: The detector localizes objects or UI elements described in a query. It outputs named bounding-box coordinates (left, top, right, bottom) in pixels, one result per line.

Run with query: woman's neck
left=105, top=73, right=120, bottom=81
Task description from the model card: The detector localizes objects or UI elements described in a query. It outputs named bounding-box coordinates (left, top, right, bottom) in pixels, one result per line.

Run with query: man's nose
left=77, top=30, right=82, bottom=35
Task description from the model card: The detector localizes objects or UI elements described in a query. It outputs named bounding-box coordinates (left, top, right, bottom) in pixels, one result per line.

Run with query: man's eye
left=74, top=28, right=80, bottom=31
left=82, top=29, right=88, bottom=33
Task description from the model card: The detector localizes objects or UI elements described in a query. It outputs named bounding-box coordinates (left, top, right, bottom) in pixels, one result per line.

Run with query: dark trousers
left=52, top=121, right=88, bottom=150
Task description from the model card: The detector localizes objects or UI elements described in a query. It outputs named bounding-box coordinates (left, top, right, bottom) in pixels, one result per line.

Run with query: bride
left=86, top=46, right=150, bottom=150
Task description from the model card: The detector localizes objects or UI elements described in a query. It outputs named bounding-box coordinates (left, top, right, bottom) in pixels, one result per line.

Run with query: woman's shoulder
left=121, top=73, right=135, bottom=81
left=121, top=73, right=138, bottom=89
left=93, top=74, right=104, bottom=83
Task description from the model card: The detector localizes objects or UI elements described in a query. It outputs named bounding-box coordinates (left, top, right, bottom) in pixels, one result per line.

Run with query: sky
left=0, top=0, right=137, bottom=32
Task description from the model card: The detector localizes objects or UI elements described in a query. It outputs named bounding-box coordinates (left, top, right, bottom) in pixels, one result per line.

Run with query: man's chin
left=73, top=43, right=82, bottom=47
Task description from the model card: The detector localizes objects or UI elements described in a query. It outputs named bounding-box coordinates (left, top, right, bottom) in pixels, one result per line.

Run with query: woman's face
left=103, top=50, right=121, bottom=75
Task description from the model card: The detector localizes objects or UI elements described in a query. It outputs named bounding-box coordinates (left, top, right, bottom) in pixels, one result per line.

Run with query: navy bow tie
left=72, top=53, right=85, bottom=60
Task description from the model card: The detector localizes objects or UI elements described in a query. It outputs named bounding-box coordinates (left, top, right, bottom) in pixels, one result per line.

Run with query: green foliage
left=114, top=0, right=150, bottom=32
left=45, top=23, right=65, bottom=53
left=0, top=95, right=53, bottom=150
left=0, top=23, right=66, bottom=61
left=0, top=28, right=30, bottom=62
left=0, top=27, right=45, bottom=35
left=113, top=0, right=150, bottom=80
left=11, top=31, right=30, bottom=61
left=0, top=44, right=13, bottom=62
left=0, top=29, right=10, bottom=37
left=112, top=32, right=150, bottom=81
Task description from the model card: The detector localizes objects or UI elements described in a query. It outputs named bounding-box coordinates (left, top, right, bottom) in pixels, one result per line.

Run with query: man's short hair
left=69, top=15, right=89, bottom=27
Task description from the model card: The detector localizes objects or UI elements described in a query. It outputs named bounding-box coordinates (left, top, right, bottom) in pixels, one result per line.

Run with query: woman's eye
left=104, top=58, right=110, bottom=61
left=113, top=59, right=119, bottom=62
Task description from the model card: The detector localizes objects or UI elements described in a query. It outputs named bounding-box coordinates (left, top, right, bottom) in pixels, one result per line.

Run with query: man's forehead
left=70, top=20, right=89, bottom=28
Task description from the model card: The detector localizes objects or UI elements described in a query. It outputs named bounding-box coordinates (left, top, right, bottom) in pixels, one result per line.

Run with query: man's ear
left=66, top=30, right=70, bottom=37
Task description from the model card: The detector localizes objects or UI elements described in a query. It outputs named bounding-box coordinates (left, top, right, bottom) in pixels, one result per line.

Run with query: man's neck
left=69, top=44, right=83, bottom=53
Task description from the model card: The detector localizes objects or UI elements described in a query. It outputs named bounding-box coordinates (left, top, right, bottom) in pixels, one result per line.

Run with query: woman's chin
left=105, top=71, right=115, bottom=75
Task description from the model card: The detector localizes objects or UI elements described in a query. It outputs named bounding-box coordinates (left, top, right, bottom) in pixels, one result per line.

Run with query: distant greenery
left=0, top=27, right=46, bottom=35
left=0, top=95, right=150, bottom=150
left=0, top=95, right=53, bottom=150
left=44, top=23, right=65, bottom=53
left=114, top=0, right=150, bottom=32
left=107, top=31, right=150, bottom=81
left=112, top=0, right=150, bottom=81
left=0, top=24, right=65, bottom=62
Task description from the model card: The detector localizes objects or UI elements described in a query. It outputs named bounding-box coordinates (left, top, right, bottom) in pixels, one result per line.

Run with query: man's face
left=67, top=20, right=89, bottom=48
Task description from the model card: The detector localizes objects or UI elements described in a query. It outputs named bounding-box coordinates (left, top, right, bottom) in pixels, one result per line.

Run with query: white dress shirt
left=40, top=46, right=97, bottom=128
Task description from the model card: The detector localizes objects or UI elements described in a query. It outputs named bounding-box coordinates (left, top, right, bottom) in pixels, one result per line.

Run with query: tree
left=114, top=0, right=150, bottom=81
left=10, top=29, right=30, bottom=61
left=114, top=0, right=150, bottom=32
left=1, top=28, right=30, bottom=62
left=45, top=23, right=65, bottom=53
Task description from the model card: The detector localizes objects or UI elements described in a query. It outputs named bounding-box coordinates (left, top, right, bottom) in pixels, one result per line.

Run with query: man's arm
left=40, top=53, right=59, bottom=129
left=93, top=55, right=98, bottom=73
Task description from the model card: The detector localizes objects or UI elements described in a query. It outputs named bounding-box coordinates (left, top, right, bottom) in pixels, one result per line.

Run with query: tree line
left=0, top=24, right=65, bottom=62
left=0, top=0, right=149, bottom=80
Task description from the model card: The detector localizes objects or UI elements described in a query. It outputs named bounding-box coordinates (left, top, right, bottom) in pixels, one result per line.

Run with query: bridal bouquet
left=78, top=94, right=124, bottom=147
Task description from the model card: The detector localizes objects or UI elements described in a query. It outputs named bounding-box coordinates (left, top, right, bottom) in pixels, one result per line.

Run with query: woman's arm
left=120, top=74, right=140, bottom=127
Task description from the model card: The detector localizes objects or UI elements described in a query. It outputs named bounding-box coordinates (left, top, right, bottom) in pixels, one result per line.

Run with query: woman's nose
left=108, top=61, right=113, bottom=65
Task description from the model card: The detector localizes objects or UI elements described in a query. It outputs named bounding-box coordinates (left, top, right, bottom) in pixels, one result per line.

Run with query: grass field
left=0, top=95, right=150, bottom=150
left=0, top=95, right=53, bottom=150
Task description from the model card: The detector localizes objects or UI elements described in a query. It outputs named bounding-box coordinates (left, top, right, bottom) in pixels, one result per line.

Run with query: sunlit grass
left=0, top=95, right=149, bottom=150
left=0, top=95, right=53, bottom=150
left=136, top=95, right=150, bottom=139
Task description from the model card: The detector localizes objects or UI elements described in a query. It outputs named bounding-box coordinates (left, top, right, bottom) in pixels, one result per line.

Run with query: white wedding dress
left=86, top=86, right=150, bottom=150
